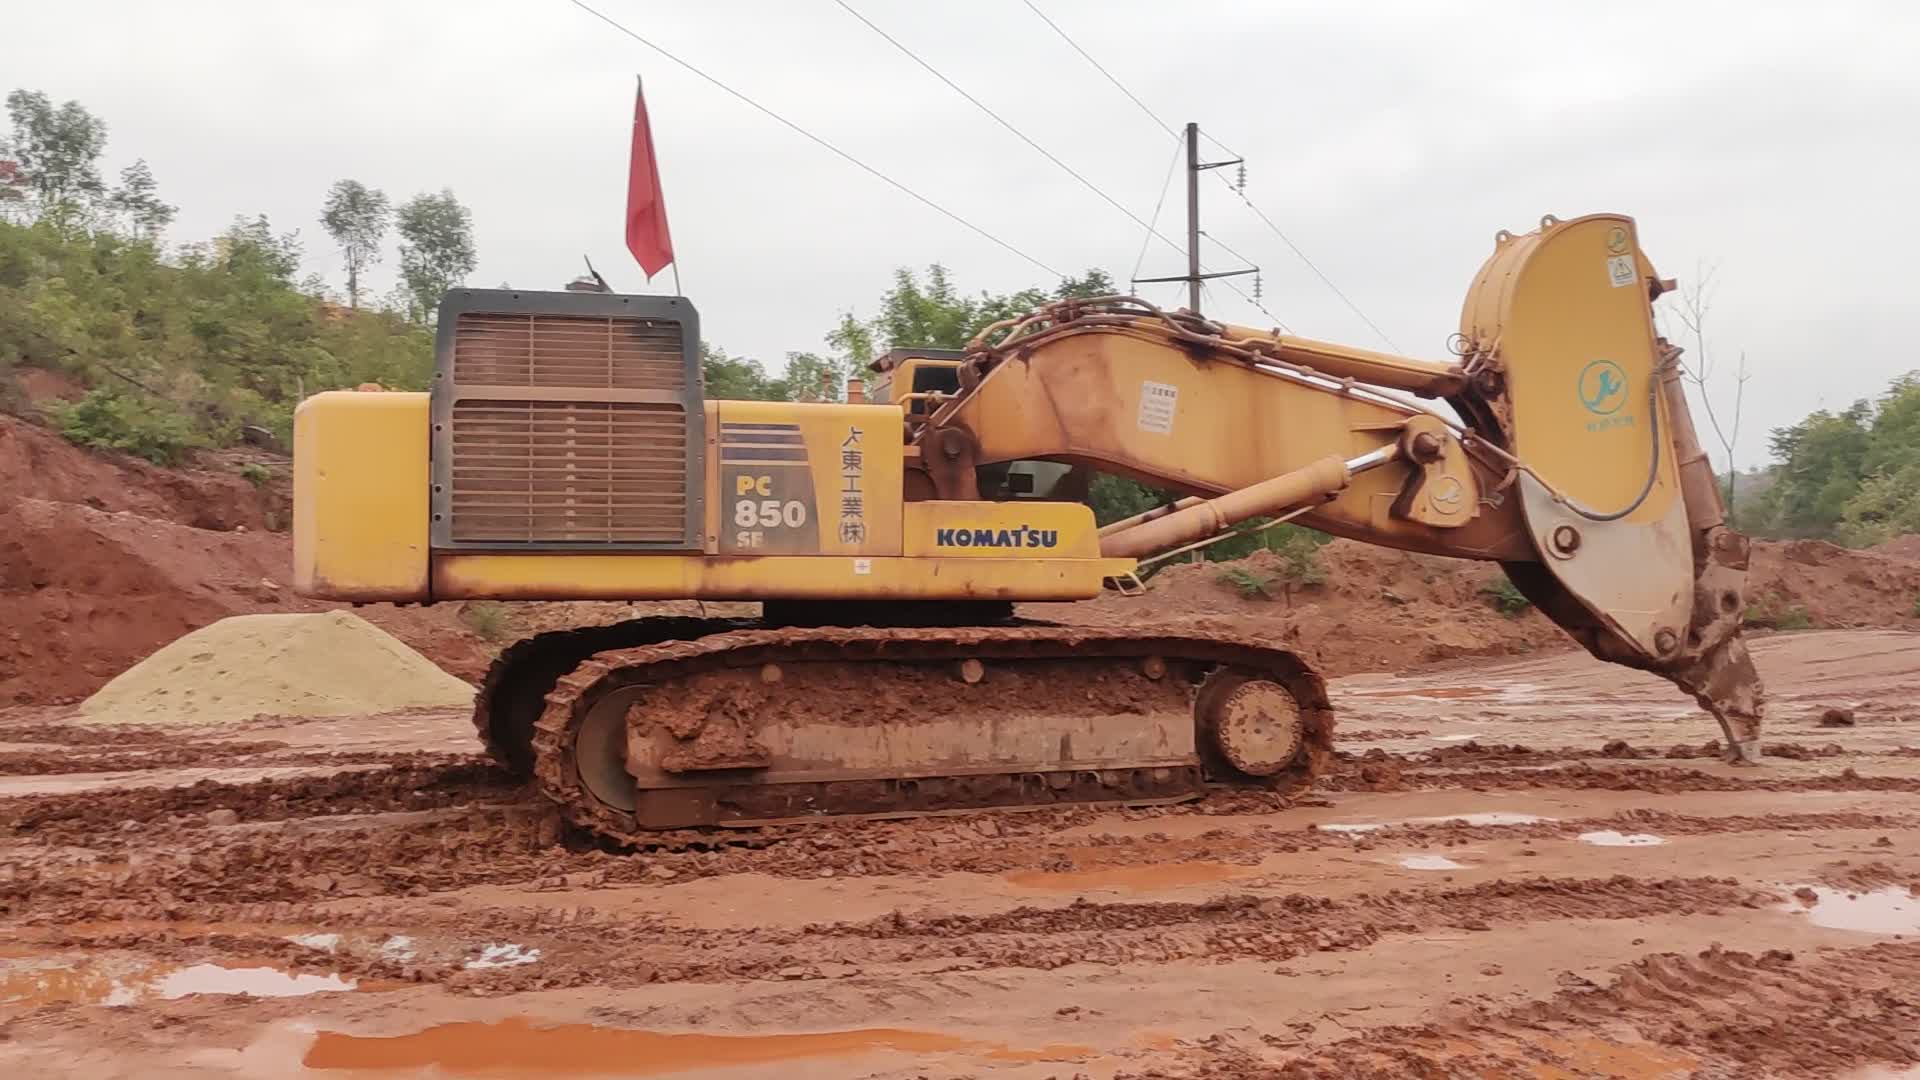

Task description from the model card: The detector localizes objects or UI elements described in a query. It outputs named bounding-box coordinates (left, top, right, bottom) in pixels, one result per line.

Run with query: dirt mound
left=1033, top=535, right=1920, bottom=678
left=0, top=495, right=516, bottom=704
left=1748, top=539, right=1920, bottom=628
left=0, top=413, right=274, bottom=531
left=78, top=612, right=475, bottom=726
left=1028, top=540, right=1566, bottom=677
left=1870, top=534, right=1920, bottom=563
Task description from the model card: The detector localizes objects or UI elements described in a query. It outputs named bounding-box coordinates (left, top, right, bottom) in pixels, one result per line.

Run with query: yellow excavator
left=294, top=212, right=1765, bottom=841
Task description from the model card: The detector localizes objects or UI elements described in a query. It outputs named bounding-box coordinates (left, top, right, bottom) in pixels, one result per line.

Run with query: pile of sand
left=78, top=611, right=475, bottom=726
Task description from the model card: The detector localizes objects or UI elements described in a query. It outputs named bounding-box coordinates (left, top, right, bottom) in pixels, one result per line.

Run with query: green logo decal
left=1578, top=360, right=1627, bottom=416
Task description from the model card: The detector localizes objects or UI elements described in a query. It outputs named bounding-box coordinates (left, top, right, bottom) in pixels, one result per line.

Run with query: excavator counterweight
left=294, top=212, right=1766, bottom=839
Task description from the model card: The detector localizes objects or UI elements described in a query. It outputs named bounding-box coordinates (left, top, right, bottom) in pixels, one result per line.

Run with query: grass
left=1743, top=594, right=1815, bottom=631
left=1218, top=565, right=1278, bottom=600
left=1480, top=577, right=1532, bottom=616
left=461, top=601, right=514, bottom=643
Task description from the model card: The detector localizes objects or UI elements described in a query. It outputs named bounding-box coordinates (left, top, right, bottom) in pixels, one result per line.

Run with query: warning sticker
left=1606, top=255, right=1636, bottom=288
left=1137, top=381, right=1178, bottom=434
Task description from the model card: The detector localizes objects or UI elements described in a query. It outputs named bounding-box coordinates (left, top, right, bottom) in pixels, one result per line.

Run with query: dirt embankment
left=3, top=405, right=1918, bottom=703
left=0, top=412, right=646, bottom=704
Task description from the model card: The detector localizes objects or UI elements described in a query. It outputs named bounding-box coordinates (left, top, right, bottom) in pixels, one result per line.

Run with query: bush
left=46, top=388, right=203, bottom=464
left=1743, top=594, right=1814, bottom=631
left=1218, top=565, right=1278, bottom=600
left=461, top=601, right=514, bottom=643
left=238, top=461, right=272, bottom=487
left=1481, top=577, right=1532, bottom=616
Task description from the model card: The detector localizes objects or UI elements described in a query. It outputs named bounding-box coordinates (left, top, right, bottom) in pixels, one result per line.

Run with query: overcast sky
left=12, top=0, right=1918, bottom=468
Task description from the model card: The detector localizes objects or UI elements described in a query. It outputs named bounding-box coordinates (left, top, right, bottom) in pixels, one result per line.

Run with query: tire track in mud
left=21, top=875, right=1779, bottom=994
left=1132, top=940, right=1920, bottom=1079
left=6, top=779, right=1914, bottom=922
left=1336, top=760, right=1920, bottom=794
left=2, top=757, right=515, bottom=842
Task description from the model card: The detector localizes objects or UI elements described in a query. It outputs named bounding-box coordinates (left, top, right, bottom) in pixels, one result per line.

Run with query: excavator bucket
left=1460, top=213, right=1764, bottom=760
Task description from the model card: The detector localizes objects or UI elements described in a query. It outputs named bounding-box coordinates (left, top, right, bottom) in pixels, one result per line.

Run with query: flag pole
left=670, top=262, right=682, bottom=298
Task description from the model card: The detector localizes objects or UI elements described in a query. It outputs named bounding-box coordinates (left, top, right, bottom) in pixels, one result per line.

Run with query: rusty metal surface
left=524, top=622, right=1333, bottom=842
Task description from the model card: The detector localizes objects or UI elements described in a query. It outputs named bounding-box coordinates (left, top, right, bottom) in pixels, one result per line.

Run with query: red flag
left=625, top=78, right=674, bottom=280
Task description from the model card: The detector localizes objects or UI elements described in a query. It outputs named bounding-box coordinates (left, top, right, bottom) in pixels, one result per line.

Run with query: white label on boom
left=1138, top=380, right=1178, bottom=434
left=1606, top=255, right=1636, bottom=288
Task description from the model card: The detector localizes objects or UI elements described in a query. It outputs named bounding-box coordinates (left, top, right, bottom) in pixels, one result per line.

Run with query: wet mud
left=2, top=629, right=1918, bottom=1077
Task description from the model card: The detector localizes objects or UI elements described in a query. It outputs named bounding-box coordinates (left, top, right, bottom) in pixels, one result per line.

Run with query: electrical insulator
left=1253, top=272, right=1264, bottom=301
left=1235, top=163, right=1247, bottom=192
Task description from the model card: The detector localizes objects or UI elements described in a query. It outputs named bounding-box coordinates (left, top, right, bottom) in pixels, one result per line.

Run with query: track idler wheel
left=1196, top=672, right=1307, bottom=782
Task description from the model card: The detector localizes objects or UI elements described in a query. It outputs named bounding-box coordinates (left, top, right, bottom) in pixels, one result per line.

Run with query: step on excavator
left=294, top=212, right=1766, bottom=842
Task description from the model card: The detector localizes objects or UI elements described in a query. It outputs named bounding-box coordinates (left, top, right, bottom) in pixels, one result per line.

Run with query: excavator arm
left=909, top=212, right=1764, bottom=761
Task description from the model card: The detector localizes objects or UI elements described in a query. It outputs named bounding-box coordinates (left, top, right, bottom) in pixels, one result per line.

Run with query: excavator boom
left=294, top=211, right=1765, bottom=838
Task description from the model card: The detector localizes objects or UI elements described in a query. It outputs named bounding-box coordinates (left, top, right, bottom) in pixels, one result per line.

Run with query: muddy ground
left=1, top=628, right=1917, bottom=1078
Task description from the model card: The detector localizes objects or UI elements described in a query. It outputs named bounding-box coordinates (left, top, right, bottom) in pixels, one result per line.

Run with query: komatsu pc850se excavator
left=294, top=212, right=1766, bottom=842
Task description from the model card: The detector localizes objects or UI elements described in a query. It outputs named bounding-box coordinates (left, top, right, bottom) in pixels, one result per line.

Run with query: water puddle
left=1005, top=861, right=1248, bottom=893
left=1577, top=830, right=1667, bottom=847
left=1320, top=812, right=1554, bottom=833
left=303, top=1018, right=1092, bottom=1076
left=1783, top=884, right=1920, bottom=935
left=0, top=957, right=356, bottom=1007
left=1354, top=686, right=1494, bottom=700
left=1396, top=854, right=1469, bottom=871
left=465, top=943, right=540, bottom=969
left=155, top=963, right=356, bottom=998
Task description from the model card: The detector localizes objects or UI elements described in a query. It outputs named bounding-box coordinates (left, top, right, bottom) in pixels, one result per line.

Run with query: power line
left=1130, top=135, right=1184, bottom=288
left=1019, top=0, right=1175, bottom=138
left=833, top=0, right=1189, bottom=268
left=563, top=0, right=1060, bottom=277
left=836, top=0, right=1278, bottom=333
left=1019, top=0, right=1398, bottom=351
left=1222, top=185, right=1400, bottom=352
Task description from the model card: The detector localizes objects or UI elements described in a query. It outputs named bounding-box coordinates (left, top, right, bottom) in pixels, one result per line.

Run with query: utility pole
left=1185, top=122, right=1202, bottom=314
left=1134, top=122, right=1253, bottom=318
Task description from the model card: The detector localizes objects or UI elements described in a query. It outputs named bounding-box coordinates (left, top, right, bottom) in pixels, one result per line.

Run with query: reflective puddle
left=1396, top=854, right=1469, bottom=871
left=1784, top=885, right=1920, bottom=935
left=1005, top=861, right=1248, bottom=892
left=303, top=1018, right=1092, bottom=1075
left=1, top=958, right=357, bottom=1006
left=156, top=963, right=356, bottom=998
left=1577, top=830, right=1667, bottom=847
left=465, top=943, right=540, bottom=969
left=1321, top=812, right=1555, bottom=833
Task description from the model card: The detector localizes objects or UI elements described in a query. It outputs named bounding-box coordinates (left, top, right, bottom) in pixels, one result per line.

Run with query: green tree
left=3, top=90, right=108, bottom=224
left=395, top=189, right=476, bottom=322
left=106, top=159, right=174, bottom=241
left=320, top=179, right=391, bottom=309
left=214, top=215, right=302, bottom=283
left=699, top=341, right=776, bottom=400
left=772, top=351, right=847, bottom=402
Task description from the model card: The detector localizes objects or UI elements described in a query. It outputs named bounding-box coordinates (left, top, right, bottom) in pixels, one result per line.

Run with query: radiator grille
left=452, top=311, right=686, bottom=391
left=448, top=399, right=688, bottom=543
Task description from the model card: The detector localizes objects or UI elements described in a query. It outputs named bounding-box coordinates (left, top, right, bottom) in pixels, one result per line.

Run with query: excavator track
left=472, top=617, right=748, bottom=776
left=526, top=623, right=1333, bottom=843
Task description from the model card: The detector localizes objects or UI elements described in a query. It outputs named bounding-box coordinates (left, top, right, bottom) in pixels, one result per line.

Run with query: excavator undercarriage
left=295, top=212, right=1768, bottom=842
